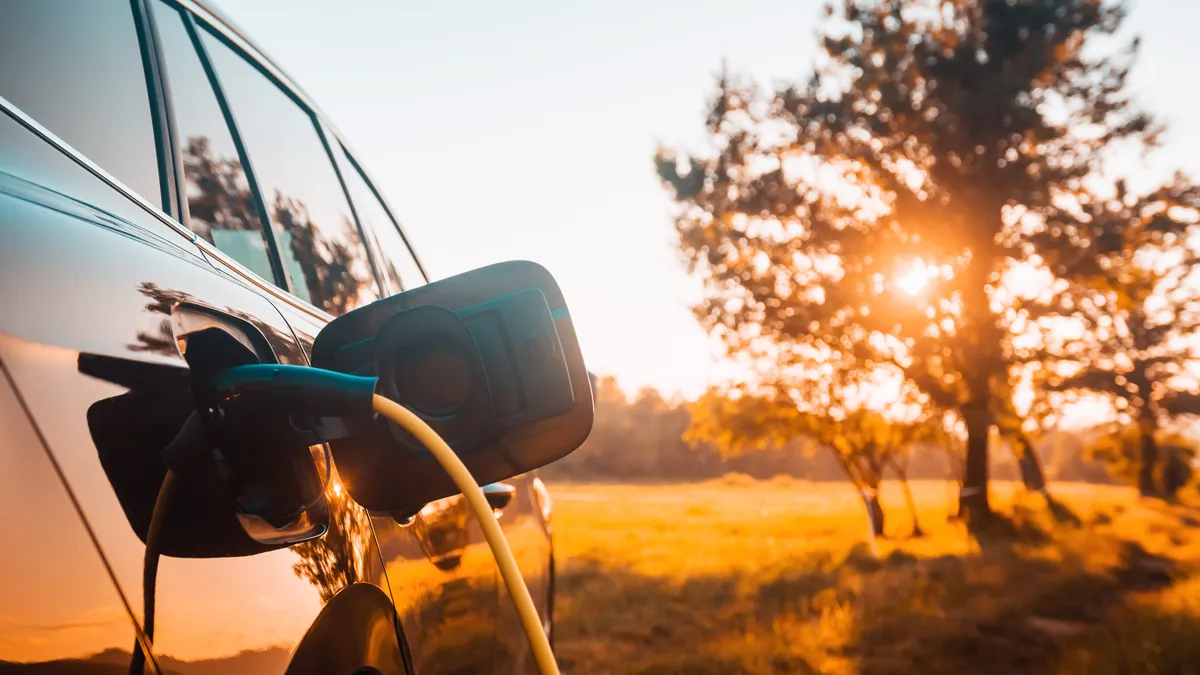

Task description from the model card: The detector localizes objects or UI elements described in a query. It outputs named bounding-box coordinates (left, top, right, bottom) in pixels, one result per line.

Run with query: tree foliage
left=182, top=135, right=262, bottom=243
left=685, top=342, right=942, bottom=537
left=657, top=0, right=1169, bottom=524
left=1022, top=178, right=1200, bottom=496
left=1083, top=423, right=1195, bottom=496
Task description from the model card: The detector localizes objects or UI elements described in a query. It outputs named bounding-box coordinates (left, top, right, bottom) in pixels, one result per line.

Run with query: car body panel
left=0, top=361, right=146, bottom=672
left=493, top=473, right=554, bottom=674
left=0, top=107, right=399, bottom=672
left=0, top=0, right=556, bottom=670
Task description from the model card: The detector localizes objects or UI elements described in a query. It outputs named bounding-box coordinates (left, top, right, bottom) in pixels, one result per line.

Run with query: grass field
left=546, top=478, right=1200, bottom=675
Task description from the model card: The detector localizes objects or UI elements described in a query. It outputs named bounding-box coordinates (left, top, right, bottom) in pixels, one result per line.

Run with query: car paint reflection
left=0, top=363, right=141, bottom=671
left=373, top=504, right=500, bottom=675
left=492, top=474, right=553, bottom=674
left=0, top=160, right=396, bottom=670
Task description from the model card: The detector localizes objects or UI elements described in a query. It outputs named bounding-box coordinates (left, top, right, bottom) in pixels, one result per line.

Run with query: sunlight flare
left=895, top=260, right=932, bottom=296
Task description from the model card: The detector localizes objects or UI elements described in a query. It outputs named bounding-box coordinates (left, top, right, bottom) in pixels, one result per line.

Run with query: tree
left=181, top=135, right=263, bottom=244
left=827, top=408, right=899, bottom=540
left=291, top=468, right=375, bottom=602
left=991, top=373, right=1048, bottom=497
left=272, top=194, right=376, bottom=317
left=657, top=0, right=1161, bottom=528
left=687, top=346, right=922, bottom=544
left=690, top=389, right=894, bottom=542
left=1083, top=423, right=1196, bottom=498
left=882, top=412, right=953, bottom=537
left=1024, top=178, right=1200, bottom=497
left=547, top=377, right=719, bottom=481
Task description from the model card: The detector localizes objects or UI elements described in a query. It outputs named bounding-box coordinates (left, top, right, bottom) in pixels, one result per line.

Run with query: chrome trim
left=0, top=168, right=200, bottom=262
left=0, top=94, right=198, bottom=246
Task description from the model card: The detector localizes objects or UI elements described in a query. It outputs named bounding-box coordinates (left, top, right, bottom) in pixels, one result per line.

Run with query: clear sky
left=217, top=0, right=1200, bottom=399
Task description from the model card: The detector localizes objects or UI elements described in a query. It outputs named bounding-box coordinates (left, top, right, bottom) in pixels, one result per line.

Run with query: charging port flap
left=311, top=260, right=593, bottom=514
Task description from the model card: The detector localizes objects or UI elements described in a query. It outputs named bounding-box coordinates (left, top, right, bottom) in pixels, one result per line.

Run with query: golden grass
left=547, top=478, right=1200, bottom=675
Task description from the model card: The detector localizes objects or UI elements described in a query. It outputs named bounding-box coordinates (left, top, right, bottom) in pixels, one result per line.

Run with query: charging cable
left=372, top=394, right=560, bottom=675
left=134, top=365, right=560, bottom=675
left=131, top=411, right=204, bottom=675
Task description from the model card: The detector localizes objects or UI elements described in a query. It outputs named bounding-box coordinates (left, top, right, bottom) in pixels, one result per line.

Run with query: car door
left=0, top=1, right=401, bottom=672
left=0, top=358, right=149, bottom=672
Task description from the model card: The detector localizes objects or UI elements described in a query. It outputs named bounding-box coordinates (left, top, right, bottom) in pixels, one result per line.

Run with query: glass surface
left=338, top=147, right=427, bottom=293
left=0, top=0, right=163, bottom=206
left=151, top=0, right=275, bottom=281
left=199, top=28, right=379, bottom=315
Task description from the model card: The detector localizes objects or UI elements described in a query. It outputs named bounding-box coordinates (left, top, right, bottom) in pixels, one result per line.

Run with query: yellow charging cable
left=372, top=394, right=560, bottom=675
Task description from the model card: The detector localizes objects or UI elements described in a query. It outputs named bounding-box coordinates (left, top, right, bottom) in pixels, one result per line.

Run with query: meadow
left=547, top=478, right=1200, bottom=675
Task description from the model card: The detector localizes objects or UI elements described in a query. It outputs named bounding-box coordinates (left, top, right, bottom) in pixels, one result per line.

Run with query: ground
left=546, top=477, right=1200, bottom=675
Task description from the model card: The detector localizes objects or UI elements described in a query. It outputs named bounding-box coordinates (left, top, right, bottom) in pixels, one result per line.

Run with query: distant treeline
left=543, top=377, right=1119, bottom=484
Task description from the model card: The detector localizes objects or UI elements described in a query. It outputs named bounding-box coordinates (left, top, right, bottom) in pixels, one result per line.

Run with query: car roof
left=187, top=0, right=320, bottom=123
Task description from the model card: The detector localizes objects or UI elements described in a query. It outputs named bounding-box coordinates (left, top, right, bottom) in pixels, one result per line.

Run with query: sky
left=217, top=0, right=1200, bottom=399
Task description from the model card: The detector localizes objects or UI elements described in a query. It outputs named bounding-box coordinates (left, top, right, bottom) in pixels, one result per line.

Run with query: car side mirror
left=311, top=261, right=592, bottom=515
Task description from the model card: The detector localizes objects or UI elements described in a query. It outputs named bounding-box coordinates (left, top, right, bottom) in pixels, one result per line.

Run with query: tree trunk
left=1137, top=419, right=1160, bottom=498
left=960, top=405, right=992, bottom=527
left=829, top=448, right=883, bottom=552
left=860, top=491, right=885, bottom=537
left=1014, top=434, right=1048, bottom=494
left=898, top=474, right=923, bottom=537
left=1162, top=447, right=1191, bottom=501
left=956, top=226, right=1000, bottom=531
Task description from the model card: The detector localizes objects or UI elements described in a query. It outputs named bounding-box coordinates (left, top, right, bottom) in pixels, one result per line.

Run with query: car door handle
left=482, top=482, right=516, bottom=511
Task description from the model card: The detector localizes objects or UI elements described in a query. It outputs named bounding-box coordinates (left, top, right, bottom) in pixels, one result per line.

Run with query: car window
left=338, top=148, right=427, bottom=293
left=0, top=0, right=162, bottom=207
left=150, top=1, right=276, bottom=282
left=197, top=27, right=379, bottom=315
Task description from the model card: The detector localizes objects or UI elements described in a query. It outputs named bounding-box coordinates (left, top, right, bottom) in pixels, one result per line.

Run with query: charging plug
left=197, top=364, right=378, bottom=536
left=207, top=364, right=378, bottom=419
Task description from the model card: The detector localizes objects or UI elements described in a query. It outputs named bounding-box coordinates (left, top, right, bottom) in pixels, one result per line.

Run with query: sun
left=895, top=261, right=931, bottom=296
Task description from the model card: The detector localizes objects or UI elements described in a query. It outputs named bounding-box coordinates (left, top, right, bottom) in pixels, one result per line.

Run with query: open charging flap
left=312, top=261, right=593, bottom=515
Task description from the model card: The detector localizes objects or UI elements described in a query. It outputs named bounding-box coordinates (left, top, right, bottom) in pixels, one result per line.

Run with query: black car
left=0, top=1, right=558, bottom=672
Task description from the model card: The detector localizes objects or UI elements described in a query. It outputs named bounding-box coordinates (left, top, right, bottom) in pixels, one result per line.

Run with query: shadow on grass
left=1045, top=496, right=1084, bottom=527
left=555, top=557, right=827, bottom=674
left=554, top=513, right=1186, bottom=675
left=1059, top=593, right=1200, bottom=674
left=971, top=503, right=1055, bottom=553
left=853, top=543, right=1179, bottom=675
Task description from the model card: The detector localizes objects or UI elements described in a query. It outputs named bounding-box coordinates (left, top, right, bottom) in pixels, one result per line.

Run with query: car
left=0, top=1, right=556, bottom=673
